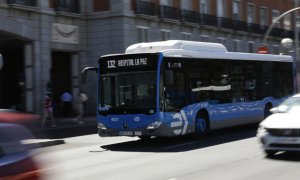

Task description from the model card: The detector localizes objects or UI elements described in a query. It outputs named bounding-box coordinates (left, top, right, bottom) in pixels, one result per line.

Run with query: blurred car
left=0, top=123, right=43, bottom=180
left=257, top=94, right=300, bottom=156
left=0, top=109, right=39, bottom=124
left=0, top=109, right=43, bottom=179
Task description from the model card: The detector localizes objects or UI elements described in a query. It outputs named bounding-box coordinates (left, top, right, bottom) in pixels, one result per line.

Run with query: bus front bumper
left=97, top=122, right=173, bottom=137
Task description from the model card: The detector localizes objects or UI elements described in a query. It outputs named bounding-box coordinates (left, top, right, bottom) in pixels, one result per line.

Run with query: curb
left=23, top=139, right=65, bottom=149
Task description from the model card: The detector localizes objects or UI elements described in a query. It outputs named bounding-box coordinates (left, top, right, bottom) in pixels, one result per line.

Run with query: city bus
left=81, top=40, right=295, bottom=139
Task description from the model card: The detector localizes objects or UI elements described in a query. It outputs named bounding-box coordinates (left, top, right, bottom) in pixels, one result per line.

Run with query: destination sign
left=100, top=54, right=157, bottom=73
left=106, top=57, right=148, bottom=69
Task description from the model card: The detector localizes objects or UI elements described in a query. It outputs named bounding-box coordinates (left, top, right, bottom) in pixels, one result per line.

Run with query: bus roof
left=124, top=40, right=293, bottom=62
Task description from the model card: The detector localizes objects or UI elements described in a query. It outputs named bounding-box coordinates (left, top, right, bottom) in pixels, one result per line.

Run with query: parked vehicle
left=257, top=94, right=300, bottom=156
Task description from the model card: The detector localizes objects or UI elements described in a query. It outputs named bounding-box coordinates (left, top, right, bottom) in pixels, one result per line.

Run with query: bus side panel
left=209, top=103, right=240, bottom=129
left=238, top=100, right=264, bottom=125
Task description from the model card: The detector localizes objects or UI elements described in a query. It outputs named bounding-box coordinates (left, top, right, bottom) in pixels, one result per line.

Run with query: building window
left=160, top=29, right=171, bottom=40
left=260, top=7, right=268, bottom=26
left=233, top=0, right=241, bottom=20
left=248, top=42, right=254, bottom=53
left=137, top=26, right=150, bottom=42
left=217, top=0, right=227, bottom=17
left=247, top=3, right=255, bottom=24
left=181, top=32, right=192, bottom=40
left=200, top=0, right=209, bottom=14
left=283, top=14, right=291, bottom=30
left=272, top=9, right=280, bottom=28
left=93, top=0, right=109, bottom=12
left=181, top=0, right=192, bottom=10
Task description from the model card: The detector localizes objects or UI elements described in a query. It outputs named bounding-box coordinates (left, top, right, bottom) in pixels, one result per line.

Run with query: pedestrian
left=42, top=93, right=56, bottom=128
left=73, top=91, right=87, bottom=124
left=60, top=91, right=72, bottom=117
left=80, top=91, right=88, bottom=116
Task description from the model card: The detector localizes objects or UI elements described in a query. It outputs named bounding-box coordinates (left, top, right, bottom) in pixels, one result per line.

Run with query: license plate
left=119, top=131, right=142, bottom=136
left=277, top=138, right=299, bottom=143
left=119, top=131, right=133, bottom=136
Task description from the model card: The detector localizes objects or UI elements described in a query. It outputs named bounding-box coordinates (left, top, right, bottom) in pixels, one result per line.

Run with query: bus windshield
left=98, top=54, right=158, bottom=115
left=99, top=72, right=156, bottom=115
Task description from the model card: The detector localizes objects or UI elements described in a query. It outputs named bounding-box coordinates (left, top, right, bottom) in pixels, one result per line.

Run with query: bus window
left=244, top=62, right=258, bottom=101
left=212, top=74, right=231, bottom=103
left=230, top=62, right=244, bottom=102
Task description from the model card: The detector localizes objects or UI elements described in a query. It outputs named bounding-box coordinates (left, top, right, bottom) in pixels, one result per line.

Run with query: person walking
left=60, top=91, right=72, bottom=117
left=42, top=93, right=56, bottom=128
left=73, top=91, right=87, bottom=124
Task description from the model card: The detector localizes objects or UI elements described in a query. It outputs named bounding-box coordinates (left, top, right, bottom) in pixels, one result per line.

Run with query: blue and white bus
left=82, top=40, right=295, bottom=139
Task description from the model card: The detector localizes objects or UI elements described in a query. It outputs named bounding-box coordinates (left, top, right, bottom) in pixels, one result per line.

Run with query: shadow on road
left=101, top=124, right=258, bottom=152
left=33, top=125, right=97, bottom=139
left=266, top=152, right=300, bottom=162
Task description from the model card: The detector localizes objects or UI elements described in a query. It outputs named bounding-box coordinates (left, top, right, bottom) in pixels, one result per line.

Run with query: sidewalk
left=22, top=116, right=98, bottom=149
left=27, top=116, right=97, bottom=132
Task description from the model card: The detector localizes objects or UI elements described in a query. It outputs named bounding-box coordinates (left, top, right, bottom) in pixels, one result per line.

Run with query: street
left=34, top=125, right=300, bottom=180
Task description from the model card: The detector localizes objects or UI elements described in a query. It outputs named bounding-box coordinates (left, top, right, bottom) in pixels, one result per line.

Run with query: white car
left=257, top=94, right=300, bottom=156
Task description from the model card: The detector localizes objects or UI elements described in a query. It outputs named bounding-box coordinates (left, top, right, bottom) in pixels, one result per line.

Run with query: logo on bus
left=170, top=110, right=188, bottom=135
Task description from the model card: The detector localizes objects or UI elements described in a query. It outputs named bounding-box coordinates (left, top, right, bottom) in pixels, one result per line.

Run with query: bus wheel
left=195, top=116, right=208, bottom=137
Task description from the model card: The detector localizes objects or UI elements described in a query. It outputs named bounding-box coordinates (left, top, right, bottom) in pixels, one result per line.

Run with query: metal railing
left=181, top=10, right=199, bottom=23
left=219, top=17, right=233, bottom=29
left=200, top=14, right=217, bottom=26
left=132, top=2, right=294, bottom=39
left=135, top=0, right=156, bottom=16
left=7, top=0, right=37, bottom=7
left=159, top=5, right=179, bottom=20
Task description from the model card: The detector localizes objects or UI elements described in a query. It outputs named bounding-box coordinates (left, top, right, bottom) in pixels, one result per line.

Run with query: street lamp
left=281, top=38, right=294, bottom=53
left=262, top=7, right=300, bottom=92
left=262, top=7, right=300, bottom=45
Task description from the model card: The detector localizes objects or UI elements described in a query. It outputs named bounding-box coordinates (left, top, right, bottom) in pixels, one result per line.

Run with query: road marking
left=167, top=178, right=178, bottom=180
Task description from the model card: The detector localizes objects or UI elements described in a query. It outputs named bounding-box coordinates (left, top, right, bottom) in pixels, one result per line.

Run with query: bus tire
left=264, top=103, right=273, bottom=119
left=138, top=136, right=151, bottom=141
left=195, top=112, right=209, bottom=138
left=265, top=150, right=277, bottom=157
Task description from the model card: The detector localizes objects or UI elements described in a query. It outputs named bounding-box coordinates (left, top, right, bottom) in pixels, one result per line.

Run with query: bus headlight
left=147, top=121, right=162, bottom=130
left=98, top=122, right=107, bottom=130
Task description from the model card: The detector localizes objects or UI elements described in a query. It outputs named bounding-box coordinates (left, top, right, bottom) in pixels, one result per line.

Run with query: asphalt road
left=34, top=125, right=300, bottom=180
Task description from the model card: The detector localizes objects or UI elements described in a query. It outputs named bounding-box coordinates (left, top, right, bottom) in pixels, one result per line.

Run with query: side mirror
left=0, top=53, right=3, bottom=70
left=80, top=67, right=98, bottom=90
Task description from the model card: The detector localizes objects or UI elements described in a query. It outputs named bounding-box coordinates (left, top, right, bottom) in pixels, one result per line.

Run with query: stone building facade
left=0, top=0, right=297, bottom=115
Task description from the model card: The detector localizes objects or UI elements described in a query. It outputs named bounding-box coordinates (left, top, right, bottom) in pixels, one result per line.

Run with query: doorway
left=0, top=47, right=25, bottom=110
left=51, top=51, right=72, bottom=117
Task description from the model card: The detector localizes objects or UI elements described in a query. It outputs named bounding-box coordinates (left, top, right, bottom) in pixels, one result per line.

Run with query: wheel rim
left=196, top=118, right=207, bottom=135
